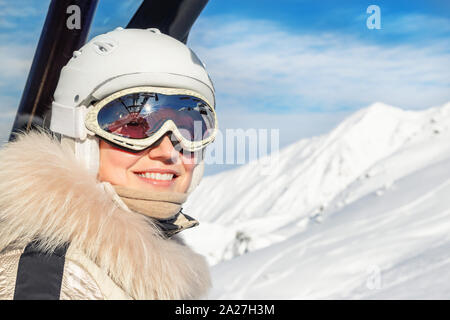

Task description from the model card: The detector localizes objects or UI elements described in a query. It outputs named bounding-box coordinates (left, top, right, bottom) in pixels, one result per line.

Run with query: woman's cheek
left=98, top=142, right=140, bottom=184
left=180, top=151, right=197, bottom=170
left=174, top=153, right=194, bottom=192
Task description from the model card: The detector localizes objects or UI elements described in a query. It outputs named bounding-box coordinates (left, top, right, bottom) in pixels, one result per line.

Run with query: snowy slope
left=209, top=125, right=450, bottom=299
left=182, top=102, right=450, bottom=266
left=180, top=101, right=450, bottom=299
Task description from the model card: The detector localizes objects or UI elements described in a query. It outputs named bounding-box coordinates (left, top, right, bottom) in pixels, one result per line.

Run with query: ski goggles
left=85, top=86, right=218, bottom=152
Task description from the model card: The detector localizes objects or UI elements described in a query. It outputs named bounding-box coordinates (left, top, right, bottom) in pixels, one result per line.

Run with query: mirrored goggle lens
left=97, top=92, right=215, bottom=141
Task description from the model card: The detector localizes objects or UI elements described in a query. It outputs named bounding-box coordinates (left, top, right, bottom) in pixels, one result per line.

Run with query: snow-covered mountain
left=181, top=101, right=450, bottom=299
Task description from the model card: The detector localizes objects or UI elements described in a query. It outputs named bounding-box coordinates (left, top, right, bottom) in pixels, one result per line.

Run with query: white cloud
left=386, top=13, right=450, bottom=35
left=0, top=1, right=42, bottom=18
left=189, top=16, right=450, bottom=112
left=0, top=107, right=18, bottom=144
left=0, top=45, right=33, bottom=78
left=0, top=43, right=33, bottom=145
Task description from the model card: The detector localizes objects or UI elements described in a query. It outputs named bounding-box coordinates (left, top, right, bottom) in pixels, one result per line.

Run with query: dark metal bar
left=126, top=0, right=209, bottom=43
left=9, top=0, right=98, bottom=141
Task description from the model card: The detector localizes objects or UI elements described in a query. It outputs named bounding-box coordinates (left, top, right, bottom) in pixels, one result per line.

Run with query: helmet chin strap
left=74, top=135, right=100, bottom=176
left=187, top=158, right=204, bottom=195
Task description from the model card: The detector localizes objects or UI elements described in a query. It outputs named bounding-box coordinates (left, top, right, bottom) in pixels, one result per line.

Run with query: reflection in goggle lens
left=97, top=92, right=215, bottom=141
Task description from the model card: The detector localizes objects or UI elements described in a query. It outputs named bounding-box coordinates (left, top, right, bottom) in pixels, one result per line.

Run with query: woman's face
left=97, top=135, right=196, bottom=193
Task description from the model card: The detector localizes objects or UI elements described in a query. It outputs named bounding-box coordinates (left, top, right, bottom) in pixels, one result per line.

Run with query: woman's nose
left=147, top=135, right=179, bottom=163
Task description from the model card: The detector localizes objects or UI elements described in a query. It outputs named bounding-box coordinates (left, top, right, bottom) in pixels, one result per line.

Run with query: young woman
left=0, top=28, right=217, bottom=300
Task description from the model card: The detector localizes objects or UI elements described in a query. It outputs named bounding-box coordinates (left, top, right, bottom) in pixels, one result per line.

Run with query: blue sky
left=0, top=0, right=449, bottom=174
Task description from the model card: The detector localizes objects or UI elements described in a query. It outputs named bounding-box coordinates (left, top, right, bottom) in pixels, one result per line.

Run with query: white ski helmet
left=50, top=27, right=215, bottom=193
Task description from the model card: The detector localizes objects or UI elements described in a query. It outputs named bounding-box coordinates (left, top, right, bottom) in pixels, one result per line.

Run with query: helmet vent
left=147, top=28, right=161, bottom=34
left=93, top=41, right=116, bottom=55
left=72, top=50, right=82, bottom=59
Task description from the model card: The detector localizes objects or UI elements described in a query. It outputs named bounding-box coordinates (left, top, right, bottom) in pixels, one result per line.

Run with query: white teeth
left=136, top=172, right=174, bottom=181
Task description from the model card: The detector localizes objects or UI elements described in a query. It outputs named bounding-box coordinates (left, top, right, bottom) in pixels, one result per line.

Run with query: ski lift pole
left=127, top=0, right=209, bottom=44
left=9, top=0, right=98, bottom=141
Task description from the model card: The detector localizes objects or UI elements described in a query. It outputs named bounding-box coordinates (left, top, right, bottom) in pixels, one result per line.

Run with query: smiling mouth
left=133, top=171, right=179, bottom=185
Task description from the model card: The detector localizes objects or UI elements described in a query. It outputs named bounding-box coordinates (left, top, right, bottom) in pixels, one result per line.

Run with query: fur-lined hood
left=0, top=131, right=211, bottom=299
